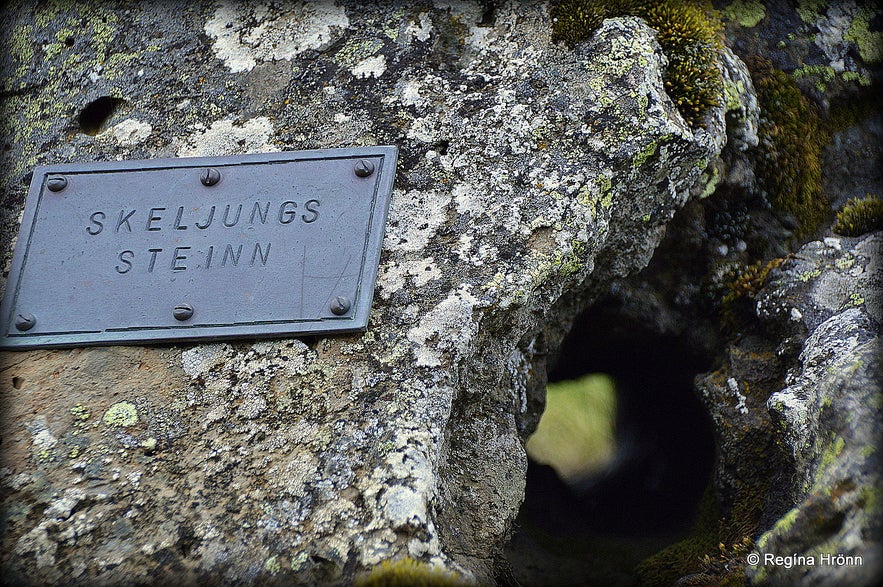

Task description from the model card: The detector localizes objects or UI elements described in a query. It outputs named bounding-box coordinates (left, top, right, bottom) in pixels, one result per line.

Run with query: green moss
left=833, top=195, right=883, bottom=236
left=720, top=257, right=785, bottom=330
left=840, top=71, right=872, bottom=86
left=723, top=0, right=766, bottom=27
left=859, top=484, right=881, bottom=515
left=771, top=506, right=800, bottom=534
left=845, top=6, right=883, bottom=64
left=356, top=558, right=466, bottom=587
left=550, top=0, right=724, bottom=127
left=723, top=258, right=784, bottom=304
left=635, top=487, right=722, bottom=586
left=796, top=0, right=826, bottom=24
left=792, top=64, right=836, bottom=93
left=747, top=56, right=826, bottom=237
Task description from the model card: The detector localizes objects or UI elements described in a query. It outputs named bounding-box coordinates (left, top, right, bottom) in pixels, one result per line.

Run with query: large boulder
left=0, top=2, right=736, bottom=584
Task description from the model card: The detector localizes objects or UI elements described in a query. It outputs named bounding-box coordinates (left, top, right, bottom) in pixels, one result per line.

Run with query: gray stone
left=751, top=234, right=882, bottom=586
left=0, top=2, right=739, bottom=585
left=695, top=233, right=881, bottom=587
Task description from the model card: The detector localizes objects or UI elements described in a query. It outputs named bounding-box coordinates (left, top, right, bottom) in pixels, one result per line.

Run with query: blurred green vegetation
left=526, top=373, right=618, bottom=483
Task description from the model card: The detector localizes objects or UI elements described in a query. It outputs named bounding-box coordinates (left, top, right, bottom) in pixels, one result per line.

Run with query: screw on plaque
left=354, top=159, right=374, bottom=178
left=47, top=175, right=68, bottom=192
left=14, top=313, right=36, bottom=331
left=200, top=168, right=221, bottom=186
left=173, top=304, right=194, bottom=321
left=329, top=296, right=351, bottom=315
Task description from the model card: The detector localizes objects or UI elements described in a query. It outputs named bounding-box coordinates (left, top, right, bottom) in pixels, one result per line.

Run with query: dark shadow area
left=78, top=96, right=124, bottom=135
left=504, top=298, right=718, bottom=585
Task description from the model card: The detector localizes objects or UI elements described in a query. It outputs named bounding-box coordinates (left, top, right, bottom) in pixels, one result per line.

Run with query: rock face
left=694, top=233, right=882, bottom=585
left=0, top=2, right=736, bottom=585
left=752, top=234, right=881, bottom=585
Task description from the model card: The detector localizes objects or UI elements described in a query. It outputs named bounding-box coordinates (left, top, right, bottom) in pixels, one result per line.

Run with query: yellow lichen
left=103, top=401, right=138, bottom=427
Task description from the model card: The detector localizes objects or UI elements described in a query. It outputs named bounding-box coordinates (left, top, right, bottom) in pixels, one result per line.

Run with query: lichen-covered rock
left=696, top=233, right=882, bottom=586
left=751, top=233, right=882, bottom=586
left=0, top=1, right=738, bottom=585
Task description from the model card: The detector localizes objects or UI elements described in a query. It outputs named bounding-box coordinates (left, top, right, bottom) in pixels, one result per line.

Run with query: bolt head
left=47, top=175, right=68, bottom=192
left=354, top=159, right=375, bottom=178
left=330, top=296, right=351, bottom=316
left=173, top=304, right=194, bottom=321
left=14, top=313, right=36, bottom=331
left=200, top=168, right=221, bottom=186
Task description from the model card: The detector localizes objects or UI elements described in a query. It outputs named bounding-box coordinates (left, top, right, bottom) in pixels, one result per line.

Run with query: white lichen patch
left=176, top=117, right=277, bottom=157
left=28, top=416, right=57, bottom=452
left=383, top=189, right=452, bottom=253
left=205, top=1, right=349, bottom=73
left=402, top=11, right=433, bottom=44
left=407, top=287, right=479, bottom=367
left=181, top=344, right=233, bottom=379
left=382, top=485, right=427, bottom=529
left=107, top=119, right=152, bottom=146
left=728, top=377, right=749, bottom=414
left=377, top=257, right=441, bottom=297
left=351, top=54, right=386, bottom=78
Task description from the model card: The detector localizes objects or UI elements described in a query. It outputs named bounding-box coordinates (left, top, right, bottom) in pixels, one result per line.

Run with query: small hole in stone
left=64, top=36, right=75, bottom=47
left=12, top=377, right=23, bottom=389
left=78, top=96, right=124, bottom=136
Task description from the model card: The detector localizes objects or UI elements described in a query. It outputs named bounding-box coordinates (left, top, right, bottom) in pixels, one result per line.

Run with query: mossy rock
left=746, top=56, right=826, bottom=237
left=550, top=0, right=724, bottom=127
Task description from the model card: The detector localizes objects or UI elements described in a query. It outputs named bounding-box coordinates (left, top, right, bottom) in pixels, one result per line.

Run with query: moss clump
left=833, top=195, right=883, bottom=236
left=722, top=257, right=785, bottom=306
left=747, top=56, right=826, bottom=237
left=720, top=257, right=786, bottom=330
left=844, top=6, right=883, bottom=64
left=723, top=0, right=766, bottom=27
left=356, top=558, right=466, bottom=587
left=550, top=0, right=724, bottom=127
left=635, top=487, right=722, bottom=586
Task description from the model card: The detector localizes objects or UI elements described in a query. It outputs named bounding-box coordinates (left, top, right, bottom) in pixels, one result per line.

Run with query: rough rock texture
left=752, top=234, right=881, bottom=585
left=561, top=2, right=883, bottom=585
left=694, top=233, right=882, bottom=586
left=0, top=2, right=739, bottom=585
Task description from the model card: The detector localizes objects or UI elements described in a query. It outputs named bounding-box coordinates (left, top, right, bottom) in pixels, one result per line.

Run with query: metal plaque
left=0, top=146, right=398, bottom=349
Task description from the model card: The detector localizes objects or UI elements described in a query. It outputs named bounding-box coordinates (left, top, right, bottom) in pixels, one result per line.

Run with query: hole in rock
left=12, top=377, right=23, bottom=389
left=78, top=96, right=124, bottom=135
left=506, top=302, right=717, bottom=584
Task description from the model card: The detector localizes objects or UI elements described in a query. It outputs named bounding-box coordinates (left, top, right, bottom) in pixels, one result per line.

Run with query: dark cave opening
left=78, top=96, right=124, bottom=135
left=505, top=299, right=718, bottom=584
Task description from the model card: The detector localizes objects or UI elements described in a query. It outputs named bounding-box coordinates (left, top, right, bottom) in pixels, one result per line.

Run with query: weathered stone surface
left=696, top=233, right=882, bottom=586
left=751, top=234, right=882, bottom=585
left=0, top=2, right=736, bottom=585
